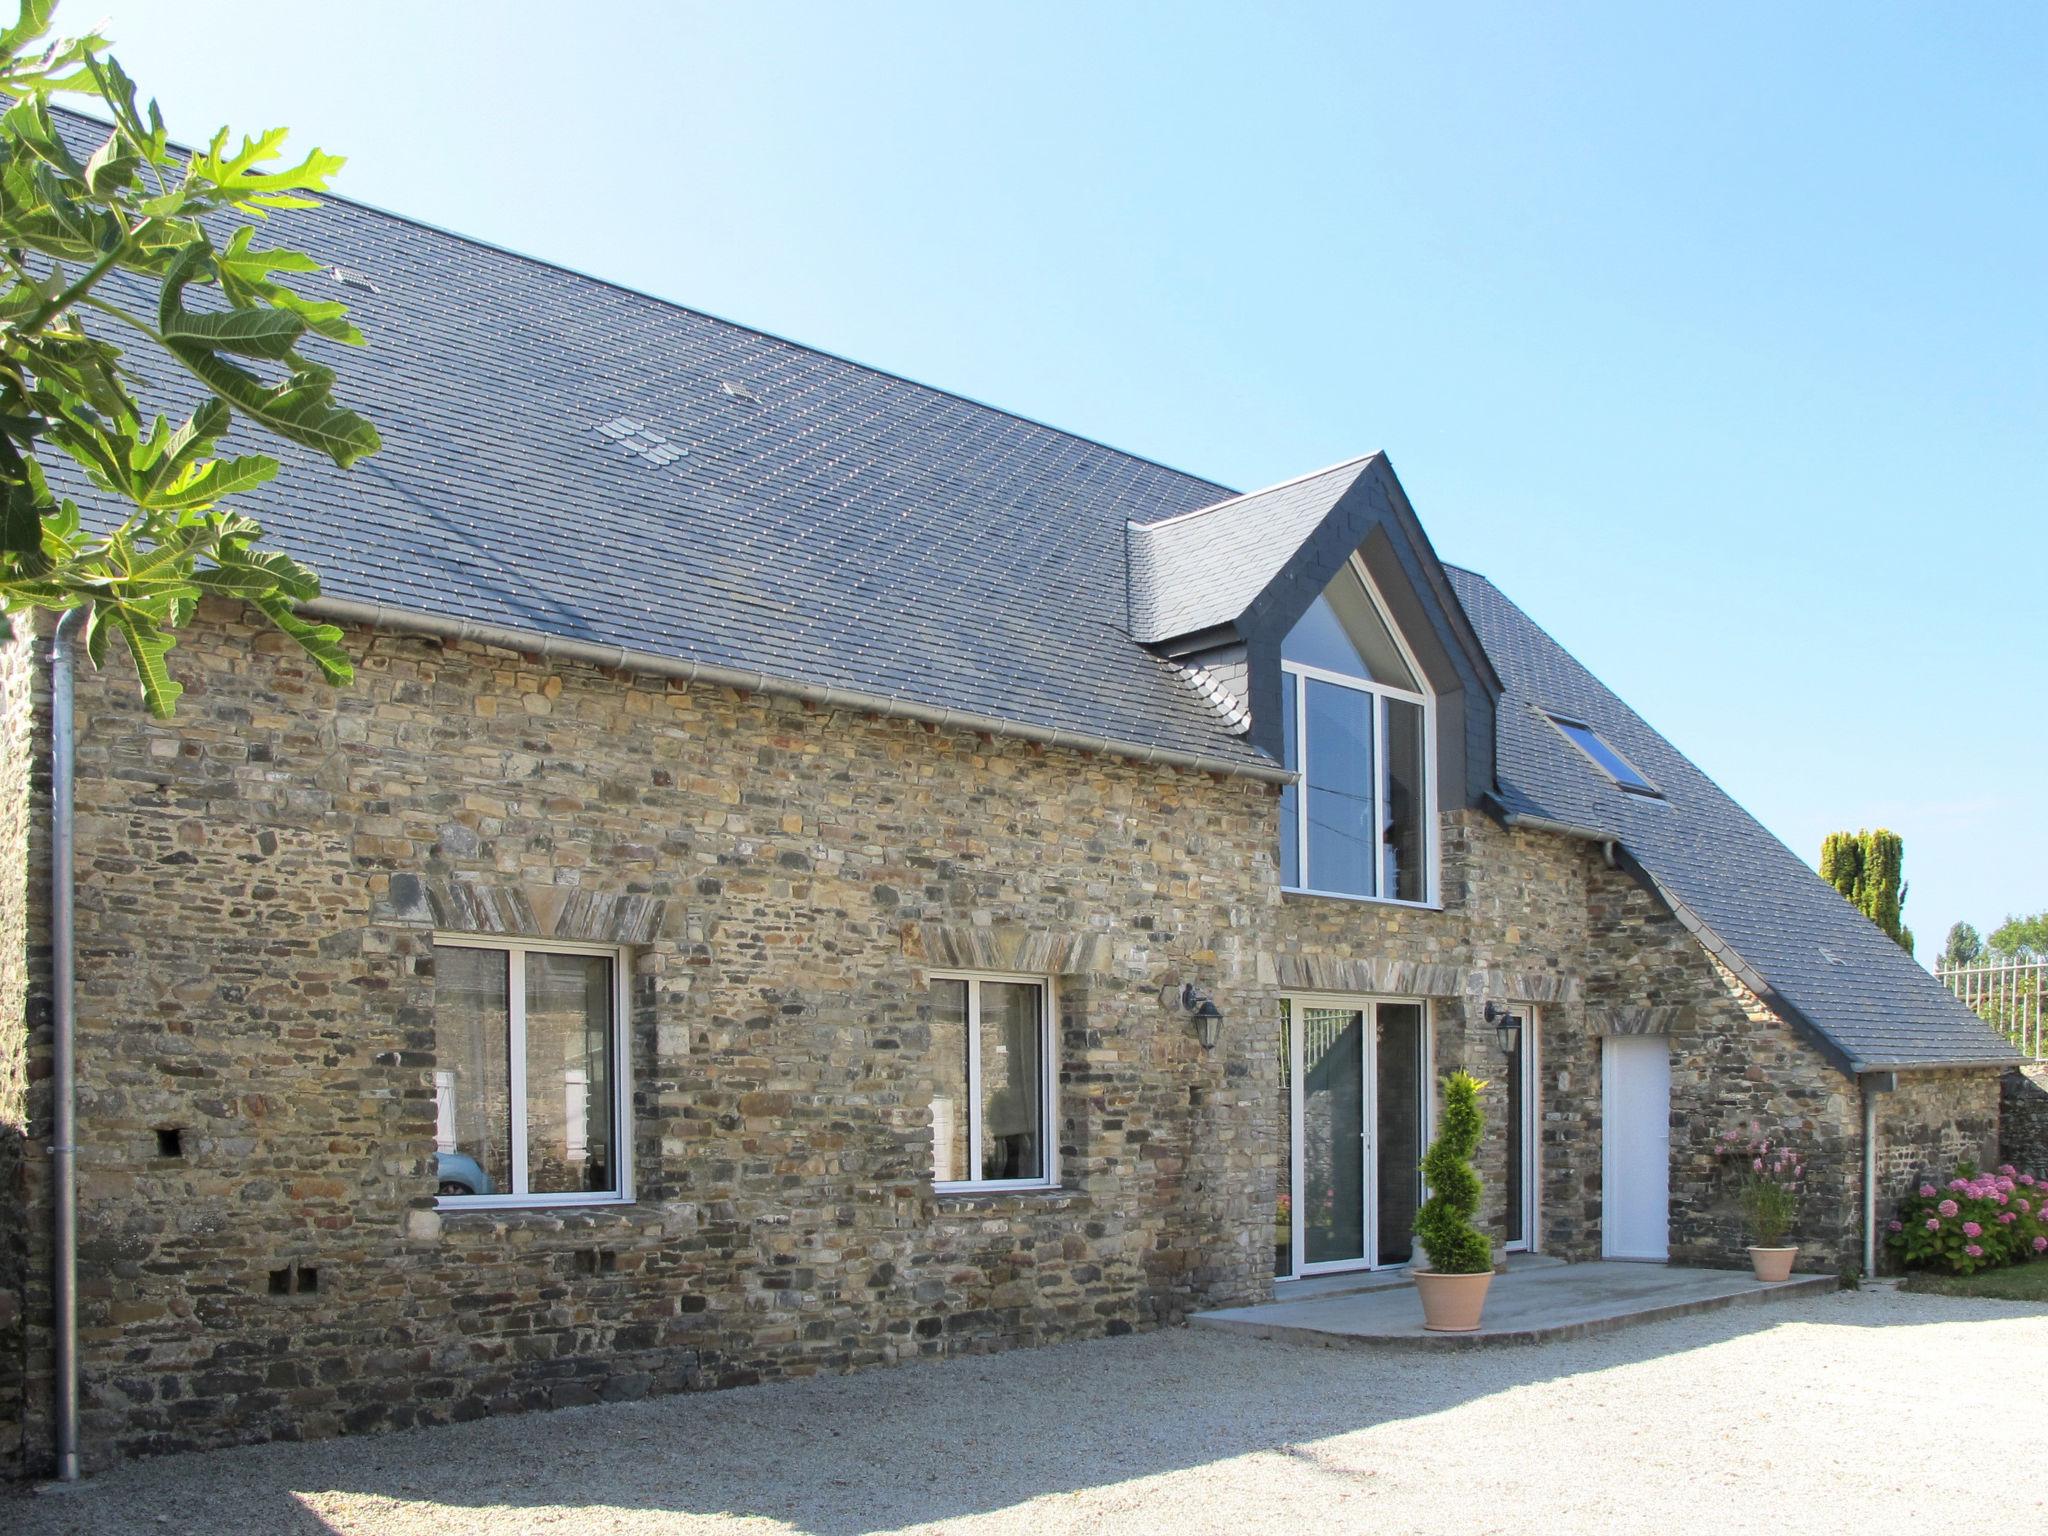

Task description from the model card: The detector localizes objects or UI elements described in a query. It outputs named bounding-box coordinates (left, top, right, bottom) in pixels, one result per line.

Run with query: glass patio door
left=1277, top=998, right=1428, bottom=1279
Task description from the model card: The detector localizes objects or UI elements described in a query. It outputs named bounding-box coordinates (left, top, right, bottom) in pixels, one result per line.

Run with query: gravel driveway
left=9, top=1285, right=2046, bottom=1535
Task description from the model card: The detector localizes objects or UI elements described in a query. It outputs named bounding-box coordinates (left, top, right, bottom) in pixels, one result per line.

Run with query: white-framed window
left=928, top=971, right=1056, bottom=1192
left=431, top=935, right=633, bottom=1209
left=1279, top=557, right=1437, bottom=905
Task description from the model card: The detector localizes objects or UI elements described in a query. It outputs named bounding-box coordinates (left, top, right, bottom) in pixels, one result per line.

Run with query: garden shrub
left=1416, top=1070, right=1491, bottom=1274
left=1888, top=1163, right=2048, bottom=1276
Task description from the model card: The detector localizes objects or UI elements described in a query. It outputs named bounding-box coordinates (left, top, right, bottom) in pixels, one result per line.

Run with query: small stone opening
left=575, top=1248, right=619, bottom=1275
left=155, top=1127, right=184, bottom=1158
left=297, top=1266, right=319, bottom=1294
left=267, top=1267, right=291, bottom=1296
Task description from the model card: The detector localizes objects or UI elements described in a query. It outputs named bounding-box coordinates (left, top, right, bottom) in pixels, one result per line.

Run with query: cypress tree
left=1819, top=828, right=1913, bottom=954
left=1863, top=829, right=1910, bottom=953
left=1820, top=832, right=1864, bottom=907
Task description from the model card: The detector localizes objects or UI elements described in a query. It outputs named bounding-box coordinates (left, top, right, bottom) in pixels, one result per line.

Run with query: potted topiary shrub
left=1413, top=1070, right=1494, bottom=1331
left=1717, top=1125, right=1802, bottom=1281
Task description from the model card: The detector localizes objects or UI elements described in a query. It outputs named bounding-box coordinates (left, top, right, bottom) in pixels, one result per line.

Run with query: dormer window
left=1279, top=560, right=1436, bottom=904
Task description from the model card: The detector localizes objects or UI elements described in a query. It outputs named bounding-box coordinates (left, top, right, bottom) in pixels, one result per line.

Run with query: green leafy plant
left=1820, top=827, right=1913, bottom=954
left=0, top=0, right=377, bottom=715
left=1716, top=1125, right=1802, bottom=1247
left=1415, top=1069, right=1490, bottom=1274
left=1987, top=912, right=2047, bottom=962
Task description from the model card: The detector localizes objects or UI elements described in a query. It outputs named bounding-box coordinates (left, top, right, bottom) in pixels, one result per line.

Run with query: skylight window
left=1545, top=713, right=1660, bottom=797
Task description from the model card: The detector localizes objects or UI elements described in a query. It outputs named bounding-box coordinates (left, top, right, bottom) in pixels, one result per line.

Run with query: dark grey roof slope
left=1450, top=568, right=2016, bottom=1072
left=1126, top=456, right=1375, bottom=641
left=52, top=112, right=1276, bottom=774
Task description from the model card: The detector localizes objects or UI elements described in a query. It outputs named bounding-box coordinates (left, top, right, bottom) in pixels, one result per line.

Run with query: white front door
left=1602, top=1035, right=1670, bottom=1261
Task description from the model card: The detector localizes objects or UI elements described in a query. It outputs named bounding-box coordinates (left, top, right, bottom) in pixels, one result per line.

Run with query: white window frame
left=1281, top=557, right=1440, bottom=907
left=1279, top=993, right=1435, bottom=1279
left=432, top=933, right=635, bottom=1211
left=1505, top=1007, right=1541, bottom=1253
left=929, top=970, right=1059, bottom=1195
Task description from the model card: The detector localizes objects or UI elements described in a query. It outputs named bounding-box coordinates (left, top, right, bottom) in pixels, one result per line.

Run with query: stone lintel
left=902, top=921, right=1112, bottom=976
left=1592, top=1005, right=1683, bottom=1036
left=1271, top=953, right=1581, bottom=1005
left=373, top=874, right=668, bottom=946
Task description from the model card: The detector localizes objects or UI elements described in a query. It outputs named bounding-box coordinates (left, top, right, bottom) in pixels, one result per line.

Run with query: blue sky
left=91, top=2, right=2044, bottom=955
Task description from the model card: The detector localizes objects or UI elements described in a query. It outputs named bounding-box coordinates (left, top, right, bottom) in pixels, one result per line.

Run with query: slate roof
left=1451, top=568, right=2016, bottom=1071
left=1125, top=456, right=1376, bottom=642
left=52, top=114, right=1275, bottom=774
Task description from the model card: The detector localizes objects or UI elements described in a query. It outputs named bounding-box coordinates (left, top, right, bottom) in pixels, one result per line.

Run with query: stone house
left=0, top=152, right=2019, bottom=1479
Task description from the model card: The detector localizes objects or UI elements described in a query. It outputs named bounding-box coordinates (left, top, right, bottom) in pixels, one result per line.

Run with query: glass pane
left=980, top=982, right=1045, bottom=1182
left=1276, top=1001, right=1293, bottom=1278
left=1383, top=697, right=1427, bottom=902
left=1304, top=678, right=1375, bottom=897
left=433, top=945, right=511, bottom=1198
left=1555, top=717, right=1656, bottom=792
left=1375, top=1003, right=1425, bottom=1266
left=1279, top=671, right=1300, bottom=887
left=525, top=951, right=617, bottom=1195
left=930, top=979, right=971, bottom=1182
left=1281, top=573, right=1418, bottom=691
left=1301, top=1008, right=1366, bottom=1264
left=1505, top=1024, right=1526, bottom=1246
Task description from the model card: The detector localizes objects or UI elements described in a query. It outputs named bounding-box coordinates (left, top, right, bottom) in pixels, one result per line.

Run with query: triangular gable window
left=1278, top=560, right=1435, bottom=905
left=1281, top=576, right=1419, bottom=692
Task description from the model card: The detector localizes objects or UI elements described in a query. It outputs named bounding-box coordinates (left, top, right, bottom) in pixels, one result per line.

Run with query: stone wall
left=0, top=623, right=35, bottom=1482
left=14, top=603, right=1279, bottom=1473
left=5, top=601, right=1889, bottom=1475
left=2002, top=1065, right=2048, bottom=1174
left=1874, top=1068, right=2004, bottom=1215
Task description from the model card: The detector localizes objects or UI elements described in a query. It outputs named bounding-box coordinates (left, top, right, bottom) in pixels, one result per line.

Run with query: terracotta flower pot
left=1748, top=1245, right=1797, bottom=1282
left=1413, top=1268, right=1494, bottom=1331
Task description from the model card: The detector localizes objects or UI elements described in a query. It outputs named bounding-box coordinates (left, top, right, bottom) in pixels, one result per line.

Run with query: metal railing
left=1936, top=958, right=2046, bottom=1059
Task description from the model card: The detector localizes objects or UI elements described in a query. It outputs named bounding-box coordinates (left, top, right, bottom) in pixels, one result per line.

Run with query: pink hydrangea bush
left=1888, top=1163, right=2048, bottom=1276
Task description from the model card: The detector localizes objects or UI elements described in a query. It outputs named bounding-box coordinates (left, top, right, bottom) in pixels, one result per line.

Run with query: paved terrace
left=1193, top=1259, right=1838, bottom=1347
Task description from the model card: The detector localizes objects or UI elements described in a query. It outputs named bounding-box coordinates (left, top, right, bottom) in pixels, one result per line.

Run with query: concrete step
left=1196, top=1261, right=1839, bottom=1349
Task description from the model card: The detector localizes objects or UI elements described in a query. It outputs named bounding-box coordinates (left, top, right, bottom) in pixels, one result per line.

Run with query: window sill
left=933, top=1182, right=1075, bottom=1209
left=1281, top=887, right=1443, bottom=912
left=937, top=1187, right=1064, bottom=1212
left=436, top=1194, right=635, bottom=1214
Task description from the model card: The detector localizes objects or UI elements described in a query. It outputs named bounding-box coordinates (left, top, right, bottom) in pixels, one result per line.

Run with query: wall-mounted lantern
left=1180, top=983, right=1224, bottom=1051
left=1484, top=1000, right=1524, bottom=1058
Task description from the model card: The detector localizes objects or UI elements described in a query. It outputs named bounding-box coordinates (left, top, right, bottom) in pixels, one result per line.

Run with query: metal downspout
left=1858, top=1071, right=1895, bottom=1279
left=49, top=609, right=83, bottom=1482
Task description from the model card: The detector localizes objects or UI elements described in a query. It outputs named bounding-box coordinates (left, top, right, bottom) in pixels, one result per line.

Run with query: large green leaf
left=0, top=0, right=377, bottom=714
left=169, top=347, right=381, bottom=467
left=252, top=591, right=351, bottom=684
left=103, top=601, right=181, bottom=717
left=0, top=0, right=56, bottom=58
left=161, top=302, right=306, bottom=360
